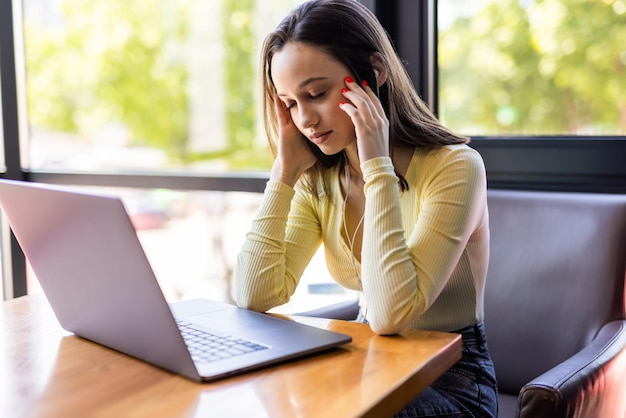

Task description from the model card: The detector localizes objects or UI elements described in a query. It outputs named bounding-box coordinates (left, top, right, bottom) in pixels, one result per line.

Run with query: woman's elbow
left=234, top=294, right=274, bottom=313
left=234, top=292, right=255, bottom=310
left=233, top=284, right=289, bottom=313
left=232, top=287, right=250, bottom=307
left=233, top=280, right=266, bottom=311
left=368, top=315, right=410, bottom=335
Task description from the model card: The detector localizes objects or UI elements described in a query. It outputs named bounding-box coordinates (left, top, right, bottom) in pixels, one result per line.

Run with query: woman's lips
left=310, top=131, right=332, bottom=145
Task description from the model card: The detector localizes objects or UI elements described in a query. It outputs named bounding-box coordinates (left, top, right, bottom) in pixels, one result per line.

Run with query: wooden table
left=0, top=295, right=461, bottom=418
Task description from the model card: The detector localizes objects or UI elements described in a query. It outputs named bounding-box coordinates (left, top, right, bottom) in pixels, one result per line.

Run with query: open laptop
left=0, top=179, right=351, bottom=382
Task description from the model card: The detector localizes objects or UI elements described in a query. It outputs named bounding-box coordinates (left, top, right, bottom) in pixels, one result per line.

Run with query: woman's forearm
left=234, top=181, right=297, bottom=311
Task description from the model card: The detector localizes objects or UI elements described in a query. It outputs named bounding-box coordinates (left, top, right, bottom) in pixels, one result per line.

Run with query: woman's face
left=271, top=42, right=356, bottom=155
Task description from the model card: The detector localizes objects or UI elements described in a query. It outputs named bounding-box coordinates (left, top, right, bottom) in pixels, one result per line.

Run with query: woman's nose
left=298, top=104, right=318, bottom=129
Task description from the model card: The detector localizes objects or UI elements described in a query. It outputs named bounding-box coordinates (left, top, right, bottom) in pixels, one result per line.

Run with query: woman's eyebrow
left=277, top=77, right=329, bottom=97
left=297, top=76, right=328, bottom=89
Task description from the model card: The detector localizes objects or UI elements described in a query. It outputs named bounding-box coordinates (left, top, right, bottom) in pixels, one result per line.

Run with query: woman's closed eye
left=285, top=92, right=326, bottom=112
left=309, top=91, right=325, bottom=100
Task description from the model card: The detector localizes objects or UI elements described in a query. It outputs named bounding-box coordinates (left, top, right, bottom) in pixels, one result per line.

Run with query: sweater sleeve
left=361, top=149, right=486, bottom=335
left=234, top=180, right=322, bottom=312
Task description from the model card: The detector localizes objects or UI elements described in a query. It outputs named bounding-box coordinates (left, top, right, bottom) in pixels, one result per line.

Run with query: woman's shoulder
left=404, top=144, right=486, bottom=201
left=420, top=143, right=480, bottom=158
left=414, top=143, right=484, bottom=171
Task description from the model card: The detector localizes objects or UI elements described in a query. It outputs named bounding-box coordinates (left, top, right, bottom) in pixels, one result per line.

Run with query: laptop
left=0, top=179, right=351, bottom=382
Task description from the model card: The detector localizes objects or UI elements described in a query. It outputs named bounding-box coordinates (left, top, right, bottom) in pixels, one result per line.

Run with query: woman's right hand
left=270, top=94, right=317, bottom=187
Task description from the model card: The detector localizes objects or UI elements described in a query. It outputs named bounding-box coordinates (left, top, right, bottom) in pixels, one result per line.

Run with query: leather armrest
left=517, top=320, right=626, bottom=418
left=296, top=298, right=360, bottom=320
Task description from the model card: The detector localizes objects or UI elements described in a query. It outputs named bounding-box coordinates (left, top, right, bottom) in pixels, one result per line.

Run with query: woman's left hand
left=339, top=76, right=390, bottom=162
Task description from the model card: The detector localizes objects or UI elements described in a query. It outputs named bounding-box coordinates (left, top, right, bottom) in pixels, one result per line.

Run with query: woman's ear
left=369, top=52, right=388, bottom=87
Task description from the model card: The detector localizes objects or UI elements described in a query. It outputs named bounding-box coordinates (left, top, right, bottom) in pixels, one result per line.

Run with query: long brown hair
left=260, top=0, right=468, bottom=196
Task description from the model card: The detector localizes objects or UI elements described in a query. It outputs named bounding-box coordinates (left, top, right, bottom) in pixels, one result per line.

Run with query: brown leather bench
left=485, top=189, right=626, bottom=417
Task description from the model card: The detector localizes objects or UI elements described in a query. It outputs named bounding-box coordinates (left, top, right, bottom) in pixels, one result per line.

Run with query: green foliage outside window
left=23, top=0, right=623, bottom=172
left=224, top=0, right=255, bottom=152
left=25, top=0, right=192, bottom=162
left=24, top=0, right=275, bottom=170
left=439, top=0, right=626, bottom=135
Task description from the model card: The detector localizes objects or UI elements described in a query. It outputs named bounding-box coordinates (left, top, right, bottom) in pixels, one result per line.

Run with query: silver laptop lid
left=0, top=179, right=199, bottom=380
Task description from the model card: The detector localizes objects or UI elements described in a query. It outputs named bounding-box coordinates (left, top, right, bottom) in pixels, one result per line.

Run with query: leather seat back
left=483, top=190, right=626, bottom=395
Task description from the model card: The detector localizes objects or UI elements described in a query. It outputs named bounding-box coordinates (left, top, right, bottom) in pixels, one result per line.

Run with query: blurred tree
left=439, top=0, right=626, bottom=135
left=223, top=0, right=255, bottom=152
left=24, top=0, right=190, bottom=161
left=439, top=0, right=549, bottom=134
left=530, top=0, right=626, bottom=133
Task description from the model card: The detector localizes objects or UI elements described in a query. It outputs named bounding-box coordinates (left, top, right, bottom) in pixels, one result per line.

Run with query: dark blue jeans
left=393, top=323, right=498, bottom=418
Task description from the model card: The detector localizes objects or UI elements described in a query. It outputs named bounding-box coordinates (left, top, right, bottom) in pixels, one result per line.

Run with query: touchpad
left=189, top=308, right=294, bottom=339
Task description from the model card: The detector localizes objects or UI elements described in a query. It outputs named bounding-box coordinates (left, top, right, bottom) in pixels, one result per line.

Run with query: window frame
left=2, top=0, right=625, bottom=299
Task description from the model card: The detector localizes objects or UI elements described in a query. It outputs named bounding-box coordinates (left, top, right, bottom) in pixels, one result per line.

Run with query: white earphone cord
left=342, top=160, right=364, bottom=287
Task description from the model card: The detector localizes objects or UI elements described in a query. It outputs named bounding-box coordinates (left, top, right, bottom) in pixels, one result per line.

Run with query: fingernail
left=339, top=102, right=345, bottom=106
left=341, top=88, right=348, bottom=93
left=345, top=76, right=354, bottom=83
left=361, top=79, right=369, bottom=87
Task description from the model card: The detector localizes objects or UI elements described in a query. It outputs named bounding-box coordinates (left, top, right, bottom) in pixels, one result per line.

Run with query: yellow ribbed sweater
left=235, top=144, right=489, bottom=335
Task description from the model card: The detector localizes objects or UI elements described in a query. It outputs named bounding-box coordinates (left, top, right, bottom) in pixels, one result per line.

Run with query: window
left=21, top=0, right=304, bottom=173
left=430, top=0, right=626, bottom=193
left=438, top=0, right=626, bottom=136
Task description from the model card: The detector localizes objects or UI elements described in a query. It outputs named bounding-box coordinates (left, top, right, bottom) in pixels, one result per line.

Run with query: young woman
left=234, top=1, right=498, bottom=416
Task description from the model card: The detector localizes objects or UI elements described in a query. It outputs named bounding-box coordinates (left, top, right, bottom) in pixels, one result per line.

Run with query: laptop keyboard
left=176, top=320, right=269, bottom=364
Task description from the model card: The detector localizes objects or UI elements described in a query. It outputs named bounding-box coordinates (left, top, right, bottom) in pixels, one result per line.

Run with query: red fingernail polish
left=361, top=79, right=369, bottom=87
left=345, top=76, right=353, bottom=83
left=341, top=88, right=348, bottom=93
left=339, top=102, right=345, bottom=106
